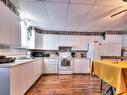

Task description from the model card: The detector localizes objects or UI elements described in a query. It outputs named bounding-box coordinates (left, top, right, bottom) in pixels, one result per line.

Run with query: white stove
left=58, top=52, right=73, bottom=74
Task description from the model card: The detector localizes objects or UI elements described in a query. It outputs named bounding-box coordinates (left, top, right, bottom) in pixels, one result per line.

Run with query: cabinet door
left=63, top=35, right=73, bottom=46
left=43, top=59, right=58, bottom=74
left=0, top=2, right=10, bottom=44
left=113, top=44, right=121, bottom=56
left=43, top=34, right=59, bottom=50
left=81, top=59, right=90, bottom=73
left=38, top=59, right=42, bottom=76
left=33, top=61, right=38, bottom=82
left=32, top=59, right=42, bottom=82
left=35, top=32, right=43, bottom=49
left=74, top=59, right=82, bottom=73
left=72, top=36, right=88, bottom=50
left=74, top=62, right=81, bottom=73
left=10, top=66, right=22, bottom=95
left=74, top=59, right=90, bottom=74
left=106, top=44, right=121, bottom=56
left=105, top=35, right=122, bottom=44
left=10, top=12, right=21, bottom=46
left=71, top=36, right=79, bottom=50
left=77, top=36, right=84, bottom=50
left=20, top=64, right=28, bottom=95
left=25, top=63, right=33, bottom=92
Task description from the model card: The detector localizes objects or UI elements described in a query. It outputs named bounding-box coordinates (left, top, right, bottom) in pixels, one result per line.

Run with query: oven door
left=59, top=59, right=73, bottom=70
left=61, top=59, right=71, bottom=66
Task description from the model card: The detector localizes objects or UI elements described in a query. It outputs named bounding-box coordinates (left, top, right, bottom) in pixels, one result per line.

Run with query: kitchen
left=0, top=0, right=127, bottom=95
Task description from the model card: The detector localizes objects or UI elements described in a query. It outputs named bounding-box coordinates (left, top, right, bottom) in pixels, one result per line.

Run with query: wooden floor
left=25, top=75, right=101, bottom=95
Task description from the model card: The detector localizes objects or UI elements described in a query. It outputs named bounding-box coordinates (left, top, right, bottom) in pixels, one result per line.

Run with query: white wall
left=21, top=22, right=35, bottom=49
left=0, top=48, right=27, bottom=56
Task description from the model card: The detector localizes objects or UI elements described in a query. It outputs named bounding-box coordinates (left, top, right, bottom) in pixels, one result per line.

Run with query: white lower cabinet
left=43, top=58, right=58, bottom=74
left=10, top=59, right=42, bottom=95
left=10, top=65, right=22, bottom=95
left=74, top=59, right=90, bottom=74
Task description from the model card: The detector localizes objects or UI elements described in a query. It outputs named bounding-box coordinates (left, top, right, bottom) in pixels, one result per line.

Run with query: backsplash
left=30, top=50, right=58, bottom=57
left=30, top=49, right=87, bottom=58
left=0, top=46, right=27, bottom=57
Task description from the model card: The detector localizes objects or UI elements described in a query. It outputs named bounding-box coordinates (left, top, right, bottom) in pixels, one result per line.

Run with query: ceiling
left=10, top=0, right=127, bottom=32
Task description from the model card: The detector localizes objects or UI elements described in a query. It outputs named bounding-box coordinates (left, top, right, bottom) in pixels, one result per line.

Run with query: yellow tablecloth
left=91, top=60, right=127, bottom=95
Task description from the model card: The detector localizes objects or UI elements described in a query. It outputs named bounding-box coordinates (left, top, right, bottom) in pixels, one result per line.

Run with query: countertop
left=42, top=57, right=59, bottom=59
left=37, top=57, right=90, bottom=59
left=0, top=57, right=91, bottom=68
left=0, top=58, right=42, bottom=68
left=73, top=58, right=90, bottom=59
left=42, top=57, right=91, bottom=60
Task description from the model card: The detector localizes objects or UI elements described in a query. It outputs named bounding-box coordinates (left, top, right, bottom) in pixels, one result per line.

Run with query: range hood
left=58, top=46, right=72, bottom=52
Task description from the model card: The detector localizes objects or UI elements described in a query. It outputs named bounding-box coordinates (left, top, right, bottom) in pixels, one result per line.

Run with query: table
left=91, top=60, right=127, bottom=95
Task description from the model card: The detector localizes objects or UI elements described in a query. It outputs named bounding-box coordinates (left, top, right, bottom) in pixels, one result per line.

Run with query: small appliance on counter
left=0, top=55, right=15, bottom=64
left=31, top=52, right=50, bottom=57
left=71, top=51, right=86, bottom=58
left=71, top=52, right=75, bottom=58
left=31, top=52, right=44, bottom=57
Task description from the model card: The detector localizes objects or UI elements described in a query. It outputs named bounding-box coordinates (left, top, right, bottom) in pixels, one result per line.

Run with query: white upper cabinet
left=105, top=34, right=122, bottom=44
left=43, top=34, right=59, bottom=50
left=0, top=2, right=10, bottom=45
left=35, top=32, right=43, bottom=49
left=43, top=34, right=88, bottom=50
left=0, top=2, right=21, bottom=46
left=71, top=36, right=88, bottom=50
left=10, top=11, right=21, bottom=46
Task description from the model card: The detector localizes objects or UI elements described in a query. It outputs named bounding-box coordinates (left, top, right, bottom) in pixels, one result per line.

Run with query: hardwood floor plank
left=25, top=75, right=101, bottom=95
